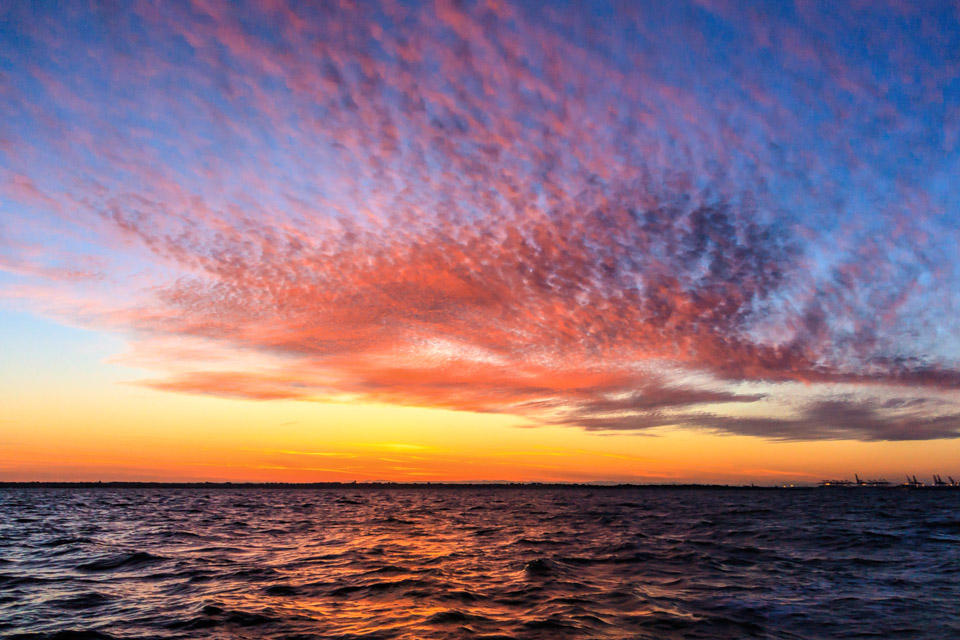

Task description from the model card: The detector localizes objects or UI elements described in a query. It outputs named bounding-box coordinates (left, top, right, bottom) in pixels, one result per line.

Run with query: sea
left=2, top=486, right=959, bottom=639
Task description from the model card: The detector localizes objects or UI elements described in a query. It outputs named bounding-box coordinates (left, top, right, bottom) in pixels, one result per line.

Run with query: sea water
left=2, top=486, right=959, bottom=639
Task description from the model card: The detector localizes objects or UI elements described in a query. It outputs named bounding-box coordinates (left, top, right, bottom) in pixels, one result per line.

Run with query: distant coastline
left=0, top=481, right=948, bottom=490
left=4, top=481, right=777, bottom=489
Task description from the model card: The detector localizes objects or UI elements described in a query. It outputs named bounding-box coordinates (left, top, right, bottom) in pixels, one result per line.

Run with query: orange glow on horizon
left=4, top=373, right=960, bottom=485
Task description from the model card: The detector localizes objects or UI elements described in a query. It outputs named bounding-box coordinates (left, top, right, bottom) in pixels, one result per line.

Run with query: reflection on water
left=2, top=487, right=960, bottom=638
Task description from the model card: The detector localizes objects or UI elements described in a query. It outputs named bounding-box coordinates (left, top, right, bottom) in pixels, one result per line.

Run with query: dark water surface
left=2, top=487, right=960, bottom=639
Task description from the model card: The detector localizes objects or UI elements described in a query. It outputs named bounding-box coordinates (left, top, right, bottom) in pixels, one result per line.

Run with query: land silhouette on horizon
left=1, top=480, right=949, bottom=490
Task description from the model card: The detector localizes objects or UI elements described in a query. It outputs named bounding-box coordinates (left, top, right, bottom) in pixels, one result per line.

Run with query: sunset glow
left=4, top=1, right=960, bottom=483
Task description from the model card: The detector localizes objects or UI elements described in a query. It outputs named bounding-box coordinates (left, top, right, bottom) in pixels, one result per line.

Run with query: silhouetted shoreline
left=0, top=481, right=943, bottom=490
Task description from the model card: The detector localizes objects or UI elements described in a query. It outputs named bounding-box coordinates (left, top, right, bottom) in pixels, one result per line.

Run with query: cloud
left=114, top=192, right=960, bottom=442
left=571, top=395, right=960, bottom=442
left=139, top=370, right=314, bottom=401
left=2, top=1, right=960, bottom=441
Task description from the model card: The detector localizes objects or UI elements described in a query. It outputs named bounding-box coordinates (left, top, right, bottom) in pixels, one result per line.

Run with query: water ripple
left=1, top=487, right=958, bottom=638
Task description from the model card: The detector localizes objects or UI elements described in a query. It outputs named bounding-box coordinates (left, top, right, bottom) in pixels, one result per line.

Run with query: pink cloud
left=3, top=0, right=960, bottom=441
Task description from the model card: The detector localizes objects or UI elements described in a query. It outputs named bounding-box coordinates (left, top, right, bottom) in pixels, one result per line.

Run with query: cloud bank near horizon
left=3, top=0, right=960, bottom=441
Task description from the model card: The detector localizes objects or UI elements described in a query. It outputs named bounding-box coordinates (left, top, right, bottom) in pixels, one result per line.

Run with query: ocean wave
left=76, top=551, right=165, bottom=572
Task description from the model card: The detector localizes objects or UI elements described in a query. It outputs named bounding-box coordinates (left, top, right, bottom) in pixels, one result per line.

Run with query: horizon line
left=0, top=480, right=931, bottom=489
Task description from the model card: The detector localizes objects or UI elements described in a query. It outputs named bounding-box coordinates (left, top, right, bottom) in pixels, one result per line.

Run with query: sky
left=3, top=0, right=960, bottom=483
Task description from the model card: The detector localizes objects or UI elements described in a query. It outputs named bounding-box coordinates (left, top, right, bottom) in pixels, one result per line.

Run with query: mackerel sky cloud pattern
left=3, top=0, right=960, bottom=440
